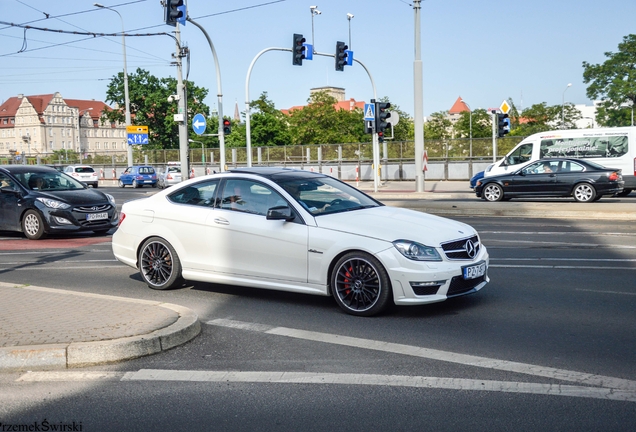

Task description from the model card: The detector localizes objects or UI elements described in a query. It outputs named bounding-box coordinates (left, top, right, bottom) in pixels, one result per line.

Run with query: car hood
left=315, top=206, right=476, bottom=246
left=33, top=189, right=111, bottom=205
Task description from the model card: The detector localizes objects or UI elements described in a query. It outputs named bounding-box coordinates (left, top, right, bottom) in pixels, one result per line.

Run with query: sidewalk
left=0, top=283, right=200, bottom=372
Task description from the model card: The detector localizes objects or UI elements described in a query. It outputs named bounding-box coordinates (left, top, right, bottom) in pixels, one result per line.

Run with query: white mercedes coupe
left=112, top=167, right=489, bottom=316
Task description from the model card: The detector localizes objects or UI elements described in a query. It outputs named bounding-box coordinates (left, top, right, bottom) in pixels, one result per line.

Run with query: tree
left=509, top=102, right=581, bottom=136
left=287, top=91, right=366, bottom=145
left=583, top=34, right=636, bottom=127
left=453, top=108, right=492, bottom=139
left=424, top=111, right=452, bottom=140
left=104, top=68, right=210, bottom=149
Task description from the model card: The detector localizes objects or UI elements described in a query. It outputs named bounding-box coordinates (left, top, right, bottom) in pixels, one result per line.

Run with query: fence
left=5, top=136, right=525, bottom=181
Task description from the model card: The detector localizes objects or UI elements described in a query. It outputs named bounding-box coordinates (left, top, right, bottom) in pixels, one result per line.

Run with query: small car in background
left=158, top=164, right=182, bottom=189
left=118, top=165, right=157, bottom=188
left=64, top=165, right=99, bottom=188
left=475, top=158, right=624, bottom=202
left=0, top=165, right=118, bottom=240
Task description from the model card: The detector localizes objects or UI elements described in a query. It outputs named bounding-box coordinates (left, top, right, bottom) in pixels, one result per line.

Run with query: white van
left=484, top=127, right=636, bottom=195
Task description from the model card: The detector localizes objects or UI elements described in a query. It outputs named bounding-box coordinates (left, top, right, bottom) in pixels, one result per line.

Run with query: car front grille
left=441, top=235, right=480, bottom=260
left=74, top=204, right=112, bottom=213
left=447, top=275, right=486, bottom=297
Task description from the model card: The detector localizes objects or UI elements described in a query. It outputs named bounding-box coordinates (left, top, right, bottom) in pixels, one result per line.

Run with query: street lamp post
left=310, top=6, right=321, bottom=51
left=188, top=139, right=205, bottom=164
left=562, top=83, right=572, bottom=129
left=346, top=13, right=354, bottom=48
left=77, top=108, right=93, bottom=162
left=94, top=3, right=132, bottom=167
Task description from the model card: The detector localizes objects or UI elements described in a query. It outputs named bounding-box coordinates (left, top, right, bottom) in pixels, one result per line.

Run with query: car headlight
left=105, top=193, right=116, bottom=205
left=393, top=240, right=442, bottom=261
left=36, top=197, right=71, bottom=209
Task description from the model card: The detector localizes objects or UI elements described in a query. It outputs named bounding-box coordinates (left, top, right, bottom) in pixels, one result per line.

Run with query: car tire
left=22, top=210, right=45, bottom=240
left=152, top=183, right=157, bottom=188
left=573, top=183, right=596, bottom=202
left=138, top=237, right=184, bottom=290
left=118, top=180, right=125, bottom=188
left=93, top=183, right=98, bottom=188
left=330, top=252, right=392, bottom=317
left=132, top=180, right=139, bottom=188
left=482, top=183, right=504, bottom=202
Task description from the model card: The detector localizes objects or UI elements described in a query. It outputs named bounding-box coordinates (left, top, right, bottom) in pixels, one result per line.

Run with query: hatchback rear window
left=139, top=167, right=155, bottom=174
left=76, top=167, right=95, bottom=173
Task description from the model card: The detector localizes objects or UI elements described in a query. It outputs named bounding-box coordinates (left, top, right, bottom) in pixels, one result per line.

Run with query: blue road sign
left=192, top=113, right=207, bottom=135
left=363, top=103, right=375, bottom=121
left=304, top=43, right=313, bottom=60
left=345, top=50, right=353, bottom=66
left=127, top=134, right=149, bottom=145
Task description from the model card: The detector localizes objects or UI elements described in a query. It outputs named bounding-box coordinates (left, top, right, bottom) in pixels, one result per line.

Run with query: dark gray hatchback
left=0, top=165, right=118, bottom=240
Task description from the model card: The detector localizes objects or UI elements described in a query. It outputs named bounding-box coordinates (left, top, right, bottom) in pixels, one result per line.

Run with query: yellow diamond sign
left=499, top=100, right=511, bottom=114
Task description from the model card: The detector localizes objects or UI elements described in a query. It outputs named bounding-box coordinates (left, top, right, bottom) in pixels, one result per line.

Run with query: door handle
left=213, top=217, right=229, bottom=225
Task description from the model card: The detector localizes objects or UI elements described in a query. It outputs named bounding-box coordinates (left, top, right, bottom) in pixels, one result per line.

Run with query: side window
left=221, top=179, right=284, bottom=215
left=568, top=162, right=585, bottom=172
left=508, top=143, right=533, bottom=165
left=0, top=173, right=16, bottom=189
left=168, top=179, right=219, bottom=207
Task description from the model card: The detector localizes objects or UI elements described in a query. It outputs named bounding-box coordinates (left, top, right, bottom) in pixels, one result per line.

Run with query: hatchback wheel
left=573, top=183, right=596, bottom=202
left=483, top=183, right=504, bottom=202
left=118, top=180, right=125, bottom=188
left=132, top=180, right=139, bottom=188
left=331, top=252, right=391, bottom=317
left=22, top=210, right=45, bottom=240
left=138, top=237, right=184, bottom=290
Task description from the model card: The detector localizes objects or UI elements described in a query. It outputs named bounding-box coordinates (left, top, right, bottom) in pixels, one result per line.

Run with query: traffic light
left=165, top=0, right=186, bottom=27
left=497, top=113, right=510, bottom=138
left=375, top=102, right=391, bottom=142
left=335, top=41, right=348, bottom=71
left=223, top=119, right=232, bottom=135
left=292, top=34, right=306, bottom=66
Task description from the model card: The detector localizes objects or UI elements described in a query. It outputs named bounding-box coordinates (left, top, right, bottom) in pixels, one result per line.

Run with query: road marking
left=491, top=265, right=636, bottom=270
left=16, top=370, right=636, bottom=402
left=207, top=318, right=636, bottom=392
left=576, top=288, right=636, bottom=296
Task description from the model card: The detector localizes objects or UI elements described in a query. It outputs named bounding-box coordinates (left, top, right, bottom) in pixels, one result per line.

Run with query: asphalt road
left=0, top=197, right=635, bottom=430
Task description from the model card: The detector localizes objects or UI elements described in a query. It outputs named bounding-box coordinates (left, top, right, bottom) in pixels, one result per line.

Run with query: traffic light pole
left=175, top=25, right=190, bottom=182
left=491, top=110, right=497, bottom=163
left=187, top=17, right=226, bottom=172
left=245, top=48, right=380, bottom=191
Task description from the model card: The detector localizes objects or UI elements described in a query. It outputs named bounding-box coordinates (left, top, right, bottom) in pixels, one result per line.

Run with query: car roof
left=0, top=165, right=58, bottom=174
left=229, top=167, right=328, bottom=182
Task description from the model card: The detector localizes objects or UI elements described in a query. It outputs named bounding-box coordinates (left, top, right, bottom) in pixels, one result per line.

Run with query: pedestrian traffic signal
left=375, top=102, right=391, bottom=142
left=497, top=113, right=510, bottom=138
left=293, top=34, right=306, bottom=66
left=335, top=41, right=348, bottom=71
left=165, top=0, right=186, bottom=26
left=223, top=119, right=232, bottom=135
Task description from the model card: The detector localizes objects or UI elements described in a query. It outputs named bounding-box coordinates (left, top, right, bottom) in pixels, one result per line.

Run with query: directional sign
left=126, top=125, right=149, bottom=145
left=192, top=113, right=207, bottom=135
left=363, top=103, right=375, bottom=121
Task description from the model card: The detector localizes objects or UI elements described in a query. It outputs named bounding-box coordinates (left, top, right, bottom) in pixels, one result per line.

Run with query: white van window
left=540, top=136, right=628, bottom=159
left=507, top=143, right=533, bottom=165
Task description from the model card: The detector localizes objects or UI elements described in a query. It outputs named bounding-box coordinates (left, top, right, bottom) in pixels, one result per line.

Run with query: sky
left=1, top=0, right=635, bottom=120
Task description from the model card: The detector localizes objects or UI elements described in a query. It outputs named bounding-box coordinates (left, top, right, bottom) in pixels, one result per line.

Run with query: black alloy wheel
left=331, top=252, right=391, bottom=317
left=138, top=237, right=184, bottom=290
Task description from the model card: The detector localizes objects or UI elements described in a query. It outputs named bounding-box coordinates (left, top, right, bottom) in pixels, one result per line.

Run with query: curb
left=0, top=284, right=201, bottom=372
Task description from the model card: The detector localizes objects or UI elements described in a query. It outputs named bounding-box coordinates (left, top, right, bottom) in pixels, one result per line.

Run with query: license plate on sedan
left=86, top=212, right=108, bottom=221
left=462, top=261, right=486, bottom=280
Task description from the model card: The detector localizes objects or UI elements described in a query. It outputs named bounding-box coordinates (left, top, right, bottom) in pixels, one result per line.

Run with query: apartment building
left=0, top=92, right=127, bottom=159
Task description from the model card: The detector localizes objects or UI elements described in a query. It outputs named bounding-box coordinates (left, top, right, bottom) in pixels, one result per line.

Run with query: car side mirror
left=517, top=170, right=526, bottom=176
left=266, top=205, right=295, bottom=221
left=501, top=158, right=509, bottom=167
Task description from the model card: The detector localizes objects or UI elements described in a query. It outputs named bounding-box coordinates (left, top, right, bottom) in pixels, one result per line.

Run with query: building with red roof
left=0, top=92, right=127, bottom=159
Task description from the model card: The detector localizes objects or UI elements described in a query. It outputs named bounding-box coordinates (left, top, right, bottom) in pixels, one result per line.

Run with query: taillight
left=167, top=174, right=173, bottom=180
left=118, top=213, right=126, bottom=226
left=608, top=171, right=620, bottom=181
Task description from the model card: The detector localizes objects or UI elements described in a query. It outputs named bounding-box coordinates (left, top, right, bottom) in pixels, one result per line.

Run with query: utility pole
left=175, top=25, right=189, bottom=181
left=413, top=0, right=425, bottom=192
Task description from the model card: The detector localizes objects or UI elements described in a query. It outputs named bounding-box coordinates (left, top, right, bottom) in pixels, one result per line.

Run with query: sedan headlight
left=393, top=240, right=442, bottom=261
left=36, top=197, right=71, bottom=209
left=105, top=193, right=116, bottom=205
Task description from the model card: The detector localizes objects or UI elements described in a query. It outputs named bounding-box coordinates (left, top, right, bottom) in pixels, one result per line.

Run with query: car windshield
left=277, top=176, right=381, bottom=216
left=167, top=167, right=180, bottom=173
left=15, top=171, right=86, bottom=191
left=75, top=167, right=94, bottom=173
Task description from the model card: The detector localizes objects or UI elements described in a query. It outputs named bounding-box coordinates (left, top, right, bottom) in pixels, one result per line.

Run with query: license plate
left=144, top=180, right=152, bottom=183
left=86, top=212, right=108, bottom=221
left=462, top=261, right=486, bottom=280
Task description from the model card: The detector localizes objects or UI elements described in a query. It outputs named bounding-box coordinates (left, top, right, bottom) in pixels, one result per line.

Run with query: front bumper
left=378, top=244, right=490, bottom=306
